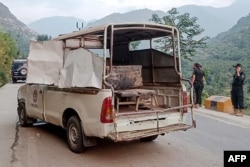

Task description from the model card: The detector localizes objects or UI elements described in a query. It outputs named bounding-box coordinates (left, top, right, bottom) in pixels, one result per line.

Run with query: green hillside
left=182, top=13, right=250, bottom=112
left=0, top=2, right=37, bottom=57
left=0, top=2, right=37, bottom=86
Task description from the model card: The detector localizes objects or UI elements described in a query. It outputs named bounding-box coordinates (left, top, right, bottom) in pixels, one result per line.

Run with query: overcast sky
left=1, top=0, right=235, bottom=24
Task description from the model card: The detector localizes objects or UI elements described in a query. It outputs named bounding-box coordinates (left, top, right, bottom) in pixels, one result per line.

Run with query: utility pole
left=76, top=22, right=84, bottom=30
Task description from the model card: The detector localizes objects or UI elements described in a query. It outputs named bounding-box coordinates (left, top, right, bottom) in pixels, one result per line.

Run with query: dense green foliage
left=182, top=13, right=250, bottom=113
left=151, top=8, right=250, bottom=113
left=5, top=29, right=30, bottom=58
left=0, top=31, right=17, bottom=86
left=0, top=20, right=36, bottom=58
left=37, top=34, right=52, bottom=41
left=150, top=8, right=209, bottom=60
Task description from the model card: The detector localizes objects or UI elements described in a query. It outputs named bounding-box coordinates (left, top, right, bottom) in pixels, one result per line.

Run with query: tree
left=129, top=41, right=140, bottom=51
left=0, top=31, right=18, bottom=86
left=37, top=34, right=52, bottom=41
left=150, top=8, right=209, bottom=60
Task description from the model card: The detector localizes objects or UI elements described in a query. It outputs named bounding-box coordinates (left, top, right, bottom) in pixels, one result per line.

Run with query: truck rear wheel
left=18, top=103, right=29, bottom=127
left=140, top=135, right=158, bottom=142
left=66, top=116, right=86, bottom=153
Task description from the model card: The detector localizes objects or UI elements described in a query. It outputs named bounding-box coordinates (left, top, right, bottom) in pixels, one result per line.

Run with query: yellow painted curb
left=204, top=96, right=233, bottom=113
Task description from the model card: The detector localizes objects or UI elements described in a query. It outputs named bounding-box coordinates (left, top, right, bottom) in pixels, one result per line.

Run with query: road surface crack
left=10, top=121, right=20, bottom=163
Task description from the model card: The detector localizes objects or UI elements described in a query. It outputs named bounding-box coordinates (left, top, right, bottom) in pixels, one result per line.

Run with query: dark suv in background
left=11, top=59, right=27, bottom=83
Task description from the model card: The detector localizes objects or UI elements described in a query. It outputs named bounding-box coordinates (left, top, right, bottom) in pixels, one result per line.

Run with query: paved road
left=1, top=83, right=250, bottom=167
left=0, top=83, right=20, bottom=167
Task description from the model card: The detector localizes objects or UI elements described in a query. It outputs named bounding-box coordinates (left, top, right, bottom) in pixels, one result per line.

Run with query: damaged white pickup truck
left=17, top=23, right=195, bottom=153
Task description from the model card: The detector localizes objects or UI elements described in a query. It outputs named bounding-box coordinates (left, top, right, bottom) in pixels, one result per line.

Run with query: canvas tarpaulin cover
left=26, top=40, right=64, bottom=85
left=26, top=40, right=103, bottom=89
left=58, top=48, right=103, bottom=89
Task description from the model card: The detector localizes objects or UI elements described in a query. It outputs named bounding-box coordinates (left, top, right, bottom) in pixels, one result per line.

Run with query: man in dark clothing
left=192, top=63, right=205, bottom=108
left=231, top=63, right=245, bottom=116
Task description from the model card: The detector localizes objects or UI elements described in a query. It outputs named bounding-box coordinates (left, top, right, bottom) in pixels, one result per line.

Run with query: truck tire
left=20, top=68, right=27, bottom=76
left=66, top=116, right=85, bottom=153
left=140, top=135, right=158, bottom=142
left=17, top=103, right=29, bottom=127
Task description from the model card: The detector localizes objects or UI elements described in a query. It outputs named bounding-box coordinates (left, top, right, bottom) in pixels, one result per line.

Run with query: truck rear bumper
left=107, top=123, right=192, bottom=142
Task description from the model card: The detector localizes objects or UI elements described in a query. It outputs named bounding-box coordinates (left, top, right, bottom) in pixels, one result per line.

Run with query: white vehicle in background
left=17, top=23, right=195, bottom=153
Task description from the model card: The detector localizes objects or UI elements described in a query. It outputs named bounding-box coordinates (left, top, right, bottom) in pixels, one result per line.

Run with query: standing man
left=231, top=63, right=245, bottom=116
left=192, top=63, right=205, bottom=108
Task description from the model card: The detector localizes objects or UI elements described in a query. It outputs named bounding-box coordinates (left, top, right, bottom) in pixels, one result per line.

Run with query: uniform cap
left=233, top=63, right=241, bottom=67
left=194, top=63, right=200, bottom=67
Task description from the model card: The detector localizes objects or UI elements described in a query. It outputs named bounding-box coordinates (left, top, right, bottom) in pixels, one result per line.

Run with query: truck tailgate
left=108, top=109, right=193, bottom=141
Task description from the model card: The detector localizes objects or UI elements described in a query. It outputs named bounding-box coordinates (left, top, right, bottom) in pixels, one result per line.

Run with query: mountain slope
left=86, top=0, right=250, bottom=37
left=204, top=13, right=250, bottom=62
left=86, top=8, right=165, bottom=27
left=178, top=0, right=250, bottom=37
left=182, top=13, right=250, bottom=104
left=27, top=0, right=250, bottom=38
left=0, top=2, right=37, bottom=56
left=28, top=16, right=86, bottom=37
